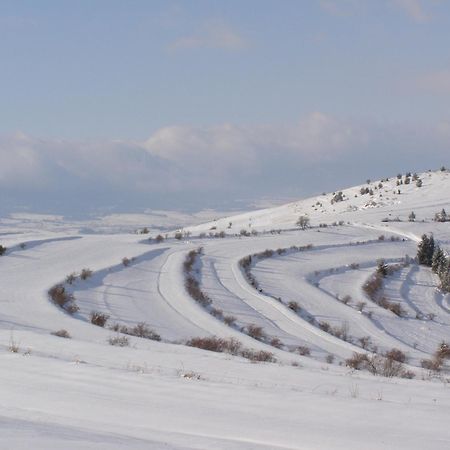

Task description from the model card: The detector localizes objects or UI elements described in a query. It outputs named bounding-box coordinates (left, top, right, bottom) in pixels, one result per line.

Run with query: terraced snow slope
left=0, top=169, right=449, bottom=449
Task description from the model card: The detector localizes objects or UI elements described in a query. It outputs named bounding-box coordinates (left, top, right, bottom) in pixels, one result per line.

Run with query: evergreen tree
left=408, top=211, right=416, bottom=222
left=376, top=260, right=388, bottom=277
left=431, top=247, right=446, bottom=274
left=439, top=264, right=450, bottom=293
left=417, top=234, right=434, bottom=266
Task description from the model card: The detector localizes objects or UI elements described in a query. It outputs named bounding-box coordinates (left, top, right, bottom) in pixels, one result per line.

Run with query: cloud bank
left=1, top=113, right=449, bottom=216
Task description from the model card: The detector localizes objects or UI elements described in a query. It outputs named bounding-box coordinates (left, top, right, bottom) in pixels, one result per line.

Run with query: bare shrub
left=187, top=336, right=242, bottom=355
left=346, top=352, right=413, bottom=378
left=223, top=315, right=237, bottom=326
left=296, top=345, right=311, bottom=356
left=341, top=295, right=352, bottom=305
left=379, top=297, right=405, bottom=317
left=90, top=311, right=109, bottom=327
left=385, top=348, right=407, bottom=363
left=350, top=262, right=360, bottom=270
left=331, top=322, right=350, bottom=341
left=80, top=268, right=93, bottom=280
left=48, top=284, right=72, bottom=307
left=318, top=321, right=331, bottom=333
left=363, top=273, right=383, bottom=300
left=8, top=336, right=20, bottom=353
left=356, top=301, right=366, bottom=312
left=108, top=335, right=129, bottom=347
left=65, top=273, right=77, bottom=284
left=111, top=322, right=161, bottom=341
left=122, top=257, right=131, bottom=267
left=270, top=337, right=283, bottom=349
left=435, top=341, right=450, bottom=360
left=326, top=354, right=335, bottom=364
left=66, top=303, right=80, bottom=314
left=49, top=284, right=78, bottom=314
left=288, top=301, right=300, bottom=312
left=240, top=349, right=276, bottom=362
left=185, top=276, right=212, bottom=307
left=245, top=324, right=266, bottom=341
left=359, top=336, right=372, bottom=349
left=187, top=336, right=275, bottom=362
left=127, top=322, right=161, bottom=341
left=51, top=329, right=71, bottom=338
left=155, top=234, right=164, bottom=242
left=210, top=307, right=224, bottom=319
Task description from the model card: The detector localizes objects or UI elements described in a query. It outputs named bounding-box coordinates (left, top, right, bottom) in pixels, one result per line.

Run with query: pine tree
left=376, top=260, right=388, bottom=277
left=417, top=234, right=434, bottom=266
left=439, top=265, right=450, bottom=293
left=431, top=247, right=446, bottom=274
left=408, top=211, right=416, bottom=222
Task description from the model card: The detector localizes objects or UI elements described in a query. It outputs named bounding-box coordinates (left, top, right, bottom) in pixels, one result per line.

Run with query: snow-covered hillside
left=1, top=169, right=449, bottom=449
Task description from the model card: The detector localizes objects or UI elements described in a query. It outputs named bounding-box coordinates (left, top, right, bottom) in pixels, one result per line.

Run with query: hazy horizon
left=1, top=0, right=449, bottom=216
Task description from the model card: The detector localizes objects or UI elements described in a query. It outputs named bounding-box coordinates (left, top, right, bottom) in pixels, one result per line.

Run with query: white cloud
left=169, top=22, right=247, bottom=51
left=1, top=114, right=449, bottom=214
left=392, top=0, right=430, bottom=22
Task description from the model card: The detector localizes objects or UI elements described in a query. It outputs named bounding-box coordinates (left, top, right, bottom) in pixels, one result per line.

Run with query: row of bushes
left=48, top=267, right=94, bottom=314
left=362, top=261, right=406, bottom=317
left=186, top=336, right=276, bottom=363
left=90, top=310, right=161, bottom=341
left=421, top=342, right=450, bottom=372
left=183, top=248, right=236, bottom=326
left=346, top=349, right=414, bottom=378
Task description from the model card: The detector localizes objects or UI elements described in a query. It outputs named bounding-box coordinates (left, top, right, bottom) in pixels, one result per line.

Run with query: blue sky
left=1, top=0, right=449, bottom=215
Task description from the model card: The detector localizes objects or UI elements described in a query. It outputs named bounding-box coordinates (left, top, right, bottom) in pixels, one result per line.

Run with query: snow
left=0, top=169, right=449, bottom=449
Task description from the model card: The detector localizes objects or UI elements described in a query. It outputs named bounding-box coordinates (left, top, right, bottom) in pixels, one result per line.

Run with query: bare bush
left=65, top=273, right=77, bottom=284
left=80, top=268, right=93, bottom=280
left=341, top=295, right=352, bottom=305
left=385, top=348, right=407, bottom=363
left=122, top=257, right=131, bottom=267
left=270, top=337, right=283, bottom=349
left=356, top=301, right=366, bottom=312
left=288, top=301, right=300, bottom=312
left=90, top=311, right=109, bottom=327
left=108, top=335, right=129, bottom=347
left=8, top=336, right=20, bottom=353
left=109, top=322, right=161, bottom=341
left=187, top=336, right=276, bottom=362
left=187, top=336, right=242, bottom=355
left=296, top=345, right=311, bottom=356
left=210, top=307, right=224, bottom=319
left=223, top=315, right=237, bottom=326
left=346, top=352, right=413, bottom=378
left=51, top=329, right=71, bottom=338
left=48, top=284, right=72, bottom=307
left=241, top=349, right=276, bottom=362
left=436, top=341, right=450, bottom=360
left=245, top=324, right=266, bottom=341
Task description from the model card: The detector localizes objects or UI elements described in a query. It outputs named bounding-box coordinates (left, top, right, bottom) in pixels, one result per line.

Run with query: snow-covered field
left=1, top=170, right=449, bottom=449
